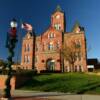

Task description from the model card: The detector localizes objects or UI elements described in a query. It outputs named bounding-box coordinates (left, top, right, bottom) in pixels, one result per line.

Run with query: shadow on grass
left=19, top=73, right=100, bottom=94
left=77, top=82, right=100, bottom=94
left=20, top=75, right=68, bottom=92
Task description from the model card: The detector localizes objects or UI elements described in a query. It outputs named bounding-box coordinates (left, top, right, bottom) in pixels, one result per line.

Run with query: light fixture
left=10, top=18, right=17, bottom=28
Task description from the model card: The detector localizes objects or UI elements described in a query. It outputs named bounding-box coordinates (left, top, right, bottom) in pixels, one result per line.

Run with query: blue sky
left=0, top=0, right=100, bottom=62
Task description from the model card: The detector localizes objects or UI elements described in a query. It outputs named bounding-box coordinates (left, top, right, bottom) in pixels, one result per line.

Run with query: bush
left=40, top=70, right=61, bottom=73
left=15, top=69, right=37, bottom=76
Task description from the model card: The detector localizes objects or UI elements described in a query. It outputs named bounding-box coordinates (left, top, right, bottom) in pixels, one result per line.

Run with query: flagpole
left=16, top=19, right=23, bottom=65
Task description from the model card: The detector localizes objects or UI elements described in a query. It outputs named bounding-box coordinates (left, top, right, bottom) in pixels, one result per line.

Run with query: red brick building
left=21, top=6, right=88, bottom=72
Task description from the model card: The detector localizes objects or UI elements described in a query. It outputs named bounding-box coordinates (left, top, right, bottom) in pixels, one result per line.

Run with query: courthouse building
left=21, top=6, right=87, bottom=72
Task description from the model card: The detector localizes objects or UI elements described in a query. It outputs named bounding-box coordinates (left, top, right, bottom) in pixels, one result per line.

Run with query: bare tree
left=61, top=41, right=81, bottom=72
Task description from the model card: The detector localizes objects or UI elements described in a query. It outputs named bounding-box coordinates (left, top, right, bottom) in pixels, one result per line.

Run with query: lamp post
left=4, top=18, right=18, bottom=99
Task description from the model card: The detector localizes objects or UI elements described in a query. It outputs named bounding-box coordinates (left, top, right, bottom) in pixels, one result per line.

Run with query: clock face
left=56, top=15, right=60, bottom=19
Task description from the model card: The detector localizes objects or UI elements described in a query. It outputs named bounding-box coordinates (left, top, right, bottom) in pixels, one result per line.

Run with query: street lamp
left=3, top=18, right=18, bottom=99
left=10, top=19, right=17, bottom=37
left=10, top=19, right=17, bottom=28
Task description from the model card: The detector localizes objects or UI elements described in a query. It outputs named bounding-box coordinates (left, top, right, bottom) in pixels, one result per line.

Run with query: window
left=35, top=56, right=38, bottom=63
left=24, top=44, right=30, bottom=52
left=24, top=55, right=30, bottom=63
left=24, top=55, right=27, bottom=63
left=77, top=52, right=81, bottom=61
left=51, top=33, right=54, bottom=38
left=79, top=65, right=82, bottom=72
left=54, top=24, right=61, bottom=30
left=75, top=40, right=81, bottom=48
left=27, top=44, right=30, bottom=52
left=48, top=42, right=54, bottom=50
left=56, top=41, right=60, bottom=49
left=24, top=55, right=25, bottom=63
left=24, top=44, right=27, bottom=52
left=27, top=55, right=30, bottom=63
left=48, top=33, right=55, bottom=39
left=75, top=65, right=77, bottom=72
left=78, top=53, right=81, bottom=61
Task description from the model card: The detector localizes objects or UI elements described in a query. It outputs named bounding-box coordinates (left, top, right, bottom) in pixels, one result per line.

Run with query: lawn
left=20, top=73, right=100, bottom=94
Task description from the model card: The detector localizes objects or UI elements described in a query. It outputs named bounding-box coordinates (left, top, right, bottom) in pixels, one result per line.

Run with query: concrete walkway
left=0, top=90, right=100, bottom=100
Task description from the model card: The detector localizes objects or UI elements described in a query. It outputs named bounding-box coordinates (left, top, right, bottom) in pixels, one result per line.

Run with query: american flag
left=21, top=23, right=33, bottom=31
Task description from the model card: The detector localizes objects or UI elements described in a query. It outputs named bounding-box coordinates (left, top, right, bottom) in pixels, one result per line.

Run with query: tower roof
left=55, top=5, right=62, bottom=12
left=72, top=21, right=80, bottom=31
left=72, top=21, right=84, bottom=33
left=52, top=5, right=63, bottom=15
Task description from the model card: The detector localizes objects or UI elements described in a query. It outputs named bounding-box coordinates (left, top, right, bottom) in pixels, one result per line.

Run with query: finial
left=55, top=5, right=62, bottom=12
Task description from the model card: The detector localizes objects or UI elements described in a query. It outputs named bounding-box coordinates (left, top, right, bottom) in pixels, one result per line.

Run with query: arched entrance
left=46, top=59, right=55, bottom=71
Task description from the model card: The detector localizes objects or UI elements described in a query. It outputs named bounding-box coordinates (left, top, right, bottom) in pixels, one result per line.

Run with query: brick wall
left=64, top=32, right=87, bottom=72
left=20, top=6, right=88, bottom=72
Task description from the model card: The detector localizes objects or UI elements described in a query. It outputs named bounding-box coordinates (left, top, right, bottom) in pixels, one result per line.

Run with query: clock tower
left=51, top=5, right=65, bottom=32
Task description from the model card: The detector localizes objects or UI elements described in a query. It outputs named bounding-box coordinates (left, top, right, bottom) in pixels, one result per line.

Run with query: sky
left=0, top=0, right=100, bottom=62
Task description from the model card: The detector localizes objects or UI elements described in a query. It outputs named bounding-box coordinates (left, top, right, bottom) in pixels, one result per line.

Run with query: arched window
left=24, top=44, right=30, bottom=52
left=56, top=41, right=60, bottom=49
left=79, top=65, right=82, bottom=72
left=24, top=55, right=25, bottom=63
left=75, top=65, right=77, bottom=72
left=24, top=55, right=27, bottom=63
left=48, top=33, right=54, bottom=39
left=48, top=42, right=54, bottom=50
left=27, top=55, right=30, bottom=63
left=24, top=44, right=27, bottom=52
left=27, top=44, right=30, bottom=52
left=51, top=33, right=54, bottom=38
left=54, top=24, right=61, bottom=30
left=78, top=52, right=81, bottom=61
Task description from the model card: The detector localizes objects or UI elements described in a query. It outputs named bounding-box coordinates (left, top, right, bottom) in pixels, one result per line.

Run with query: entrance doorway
left=46, top=59, right=55, bottom=71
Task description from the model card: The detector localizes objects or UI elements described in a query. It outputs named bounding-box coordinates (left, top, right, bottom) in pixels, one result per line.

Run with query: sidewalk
left=0, top=90, right=100, bottom=100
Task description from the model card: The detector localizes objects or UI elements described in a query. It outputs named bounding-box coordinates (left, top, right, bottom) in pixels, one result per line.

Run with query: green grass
left=20, top=73, right=100, bottom=94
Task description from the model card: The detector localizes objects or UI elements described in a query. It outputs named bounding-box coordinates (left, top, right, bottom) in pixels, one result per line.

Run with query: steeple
left=72, top=21, right=80, bottom=31
left=51, top=5, right=65, bottom=32
left=55, top=5, right=62, bottom=12
left=72, top=21, right=84, bottom=33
